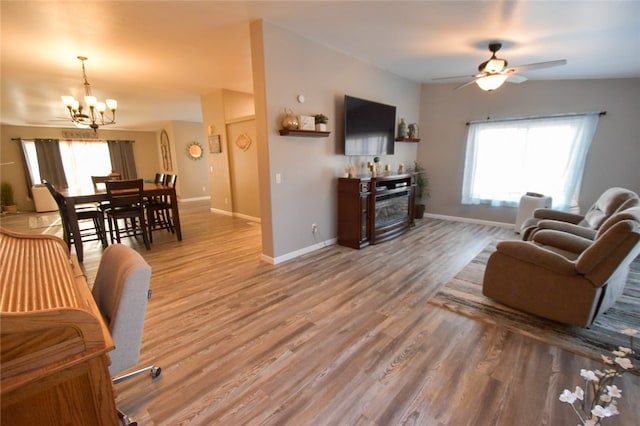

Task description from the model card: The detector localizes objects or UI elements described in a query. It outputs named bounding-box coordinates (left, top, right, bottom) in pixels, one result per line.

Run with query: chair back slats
left=163, top=174, right=177, bottom=187
left=92, top=175, right=121, bottom=192
left=105, top=179, right=150, bottom=250
left=106, top=179, right=144, bottom=209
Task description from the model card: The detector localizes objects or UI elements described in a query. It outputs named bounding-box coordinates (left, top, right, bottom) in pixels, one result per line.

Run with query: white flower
left=614, top=357, right=633, bottom=370
left=573, top=386, right=584, bottom=400
left=617, top=346, right=632, bottom=354
left=621, top=328, right=638, bottom=336
left=592, top=404, right=616, bottom=417
left=600, top=393, right=612, bottom=403
left=581, top=369, right=599, bottom=381
left=559, top=389, right=577, bottom=404
left=606, top=403, right=620, bottom=415
left=601, top=354, right=614, bottom=364
left=607, top=385, right=622, bottom=398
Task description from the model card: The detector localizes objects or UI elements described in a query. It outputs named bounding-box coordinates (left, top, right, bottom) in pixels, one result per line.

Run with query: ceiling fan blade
left=432, top=74, right=475, bottom=81
left=506, top=59, right=567, bottom=74
left=454, top=79, right=478, bottom=90
left=506, top=74, right=527, bottom=83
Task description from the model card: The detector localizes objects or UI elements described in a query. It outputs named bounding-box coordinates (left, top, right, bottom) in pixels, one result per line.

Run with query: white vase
left=315, top=123, right=327, bottom=131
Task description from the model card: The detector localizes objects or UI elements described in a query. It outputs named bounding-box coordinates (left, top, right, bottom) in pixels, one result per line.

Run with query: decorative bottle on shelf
left=398, top=118, right=408, bottom=138
left=281, top=108, right=299, bottom=130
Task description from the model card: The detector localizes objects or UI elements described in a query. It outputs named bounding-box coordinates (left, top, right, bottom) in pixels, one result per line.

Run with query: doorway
left=226, top=117, right=260, bottom=220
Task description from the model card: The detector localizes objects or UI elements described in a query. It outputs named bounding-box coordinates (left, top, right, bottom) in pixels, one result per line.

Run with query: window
left=22, top=139, right=112, bottom=192
left=461, top=113, right=600, bottom=210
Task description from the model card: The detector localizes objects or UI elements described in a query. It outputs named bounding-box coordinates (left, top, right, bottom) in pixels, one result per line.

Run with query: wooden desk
left=0, top=228, right=119, bottom=425
left=58, top=182, right=182, bottom=262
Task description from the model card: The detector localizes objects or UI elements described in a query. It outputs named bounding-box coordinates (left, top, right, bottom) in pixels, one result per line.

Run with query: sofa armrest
left=533, top=208, right=584, bottom=224
left=536, top=220, right=598, bottom=240
left=495, top=240, right=577, bottom=275
left=576, top=220, right=635, bottom=275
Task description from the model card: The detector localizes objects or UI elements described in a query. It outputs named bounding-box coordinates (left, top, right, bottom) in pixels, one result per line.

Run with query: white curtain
left=59, top=140, right=112, bottom=192
left=461, top=113, right=600, bottom=210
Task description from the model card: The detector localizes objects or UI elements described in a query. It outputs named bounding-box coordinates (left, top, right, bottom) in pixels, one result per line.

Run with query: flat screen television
left=344, top=95, right=396, bottom=156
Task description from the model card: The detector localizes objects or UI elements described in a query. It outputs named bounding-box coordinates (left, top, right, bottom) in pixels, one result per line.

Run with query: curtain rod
left=12, top=137, right=135, bottom=142
left=466, top=111, right=606, bottom=126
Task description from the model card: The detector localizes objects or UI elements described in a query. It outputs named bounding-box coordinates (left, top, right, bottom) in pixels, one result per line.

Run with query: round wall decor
left=186, top=141, right=204, bottom=160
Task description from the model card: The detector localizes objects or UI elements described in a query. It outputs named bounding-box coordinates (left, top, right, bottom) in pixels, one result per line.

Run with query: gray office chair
left=92, top=244, right=161, bottom=425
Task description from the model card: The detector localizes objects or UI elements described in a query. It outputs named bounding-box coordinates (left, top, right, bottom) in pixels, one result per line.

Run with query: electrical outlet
left=311, top=223, right=318, bottom=234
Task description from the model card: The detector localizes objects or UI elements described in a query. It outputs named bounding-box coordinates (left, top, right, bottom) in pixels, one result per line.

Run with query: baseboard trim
left=262, top=238, right=337, bottom=265
left=180, top=196, right=211, bottom=203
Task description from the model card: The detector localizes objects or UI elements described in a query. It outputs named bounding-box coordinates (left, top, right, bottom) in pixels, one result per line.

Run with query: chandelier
left=61, top=56, right=117, bottom=131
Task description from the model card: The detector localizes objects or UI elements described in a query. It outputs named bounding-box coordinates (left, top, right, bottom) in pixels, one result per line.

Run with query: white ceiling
left=2, top=1, right=639, bottom=131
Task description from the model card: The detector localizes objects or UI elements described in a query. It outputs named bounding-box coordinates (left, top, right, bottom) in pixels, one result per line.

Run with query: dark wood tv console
left=337, top=174, right=415, bottom=249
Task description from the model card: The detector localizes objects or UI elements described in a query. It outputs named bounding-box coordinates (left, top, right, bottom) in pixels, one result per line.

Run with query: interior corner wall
left=253, top=20, right=421, bottom=261
left=418, top=78, right=640, bottom=224
left=0, top=124, right=159, bottom=212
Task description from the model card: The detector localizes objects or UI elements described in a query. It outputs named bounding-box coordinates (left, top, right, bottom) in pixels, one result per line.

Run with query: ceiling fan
left=434, top=42, right=567, bottom=91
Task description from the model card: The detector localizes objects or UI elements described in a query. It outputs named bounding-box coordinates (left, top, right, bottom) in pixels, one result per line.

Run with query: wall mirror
left=187, top=141, right=204, bottom=160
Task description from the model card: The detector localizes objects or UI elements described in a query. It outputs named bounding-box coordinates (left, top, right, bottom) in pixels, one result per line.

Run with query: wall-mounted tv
left=344, top=95, right=396, bottom=156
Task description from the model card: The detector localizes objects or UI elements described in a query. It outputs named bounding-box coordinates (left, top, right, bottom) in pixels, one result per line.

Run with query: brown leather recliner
left=521, top=187, right=639, bottom=241
left=483, top=207, right=640, bottom=327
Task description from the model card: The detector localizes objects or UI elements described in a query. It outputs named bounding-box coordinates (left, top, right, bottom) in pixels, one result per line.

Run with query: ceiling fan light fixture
left=475, top=74, right=508, bottom=91
left=481, top=57, right=507, bottom=74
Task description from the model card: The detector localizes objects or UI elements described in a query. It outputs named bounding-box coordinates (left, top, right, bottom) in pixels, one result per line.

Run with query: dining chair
left=105, top=179, right=150, bottom=250
left=43, top=179, right=108, bottom=250
left=92, top=174, right=122, bottom=213
left=146, top=174, right=177, bottom=243
left=143, top=172, right=166, bottom=218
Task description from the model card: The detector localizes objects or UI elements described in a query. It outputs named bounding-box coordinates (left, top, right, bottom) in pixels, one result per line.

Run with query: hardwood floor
left=2, top=204, right=639, bottom=426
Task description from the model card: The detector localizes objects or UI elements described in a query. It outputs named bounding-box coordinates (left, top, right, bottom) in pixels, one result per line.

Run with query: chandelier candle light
left=61, top=56, right=117, bottom=131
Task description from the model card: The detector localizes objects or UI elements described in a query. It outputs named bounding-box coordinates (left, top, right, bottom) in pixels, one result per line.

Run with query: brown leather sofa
left=483, top=206, right=640, bottom=327
left=521, top=187, right=639, bottom=241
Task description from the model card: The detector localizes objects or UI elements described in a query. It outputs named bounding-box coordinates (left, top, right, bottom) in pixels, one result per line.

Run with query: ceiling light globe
left=476, top=74, right=508, bottom=91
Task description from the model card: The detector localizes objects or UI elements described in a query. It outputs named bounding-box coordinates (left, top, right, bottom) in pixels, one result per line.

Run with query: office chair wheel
left=118, top=410, right=138, bottom=426
left=151, top=366, right=162, bottom=379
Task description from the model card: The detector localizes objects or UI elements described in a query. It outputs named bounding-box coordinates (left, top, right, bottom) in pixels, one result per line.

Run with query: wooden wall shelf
left=279, top=129, right=331, bottom=137
left=395, top=137, right=420, bottom=143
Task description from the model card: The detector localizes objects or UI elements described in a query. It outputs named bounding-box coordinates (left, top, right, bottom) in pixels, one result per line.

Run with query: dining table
left=57, top=182, right=182, bottom=262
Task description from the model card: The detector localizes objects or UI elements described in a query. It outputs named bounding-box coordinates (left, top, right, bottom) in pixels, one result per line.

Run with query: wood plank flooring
left=2, top=203, right=639, bottom=426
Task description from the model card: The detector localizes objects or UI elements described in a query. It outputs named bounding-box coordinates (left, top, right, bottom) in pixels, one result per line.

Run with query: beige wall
left=418, top=78, right=640, bottom=225
left=252, top=20, right=421, bottom=262
left=161, top=121, right=209, bottom=200
left=0, top=124, right=159, bottom=212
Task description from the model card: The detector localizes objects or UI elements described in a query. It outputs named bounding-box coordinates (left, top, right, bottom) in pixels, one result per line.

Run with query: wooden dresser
left=0, top=228, right=119, bottom=425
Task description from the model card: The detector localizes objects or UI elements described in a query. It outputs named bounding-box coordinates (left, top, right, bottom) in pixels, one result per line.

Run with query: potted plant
left=314, top=113, right=329, bottom=131
left=413, top=161, right=430, bottom=219
left=1, top=181, right=17, bottom=213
